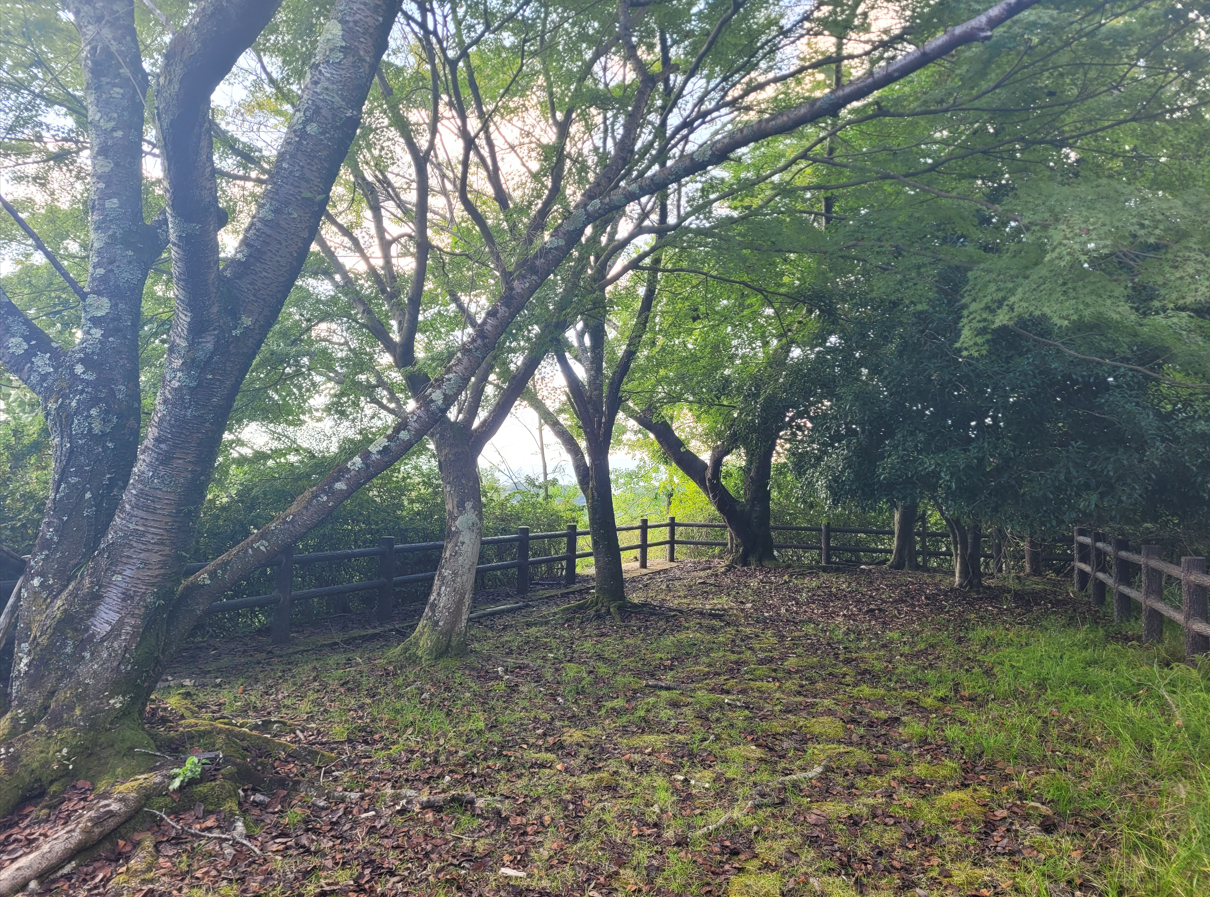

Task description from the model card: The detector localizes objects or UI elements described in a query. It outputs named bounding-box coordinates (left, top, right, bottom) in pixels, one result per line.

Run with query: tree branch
left=0, top=191, right=88, bottom=304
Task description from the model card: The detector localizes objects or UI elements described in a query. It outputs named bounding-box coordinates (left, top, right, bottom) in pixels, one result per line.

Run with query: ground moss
left=728, top=872, right=781, bottom=897
left=911, top=759, right=961, bottom=781
left=109, top=837, right=158, bottom=890
left=724, top=744, right=765, bottom=763
left=909, top=787, right=990, bottom=823
left=803, top=716, right=846, bottom=739
left=160, top=692, right=203, bottom=719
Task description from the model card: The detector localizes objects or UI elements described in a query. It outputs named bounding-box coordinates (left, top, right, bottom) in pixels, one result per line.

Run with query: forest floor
left=4, top=562, right=1208, bottom=897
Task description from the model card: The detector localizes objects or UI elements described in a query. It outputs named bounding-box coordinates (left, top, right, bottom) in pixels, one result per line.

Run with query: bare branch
left=0, top=190, right=88, bottom=304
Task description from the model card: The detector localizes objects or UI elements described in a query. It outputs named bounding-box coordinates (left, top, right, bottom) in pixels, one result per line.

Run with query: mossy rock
left=803, top=716, right=846, bottom=739
left=728, top=872, right=781, bottom=897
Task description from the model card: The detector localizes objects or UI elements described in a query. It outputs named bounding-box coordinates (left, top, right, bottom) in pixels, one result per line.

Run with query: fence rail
left=0, top=519, right=1077, bottom=649
left=1073, top=527, right=1209, bottom=661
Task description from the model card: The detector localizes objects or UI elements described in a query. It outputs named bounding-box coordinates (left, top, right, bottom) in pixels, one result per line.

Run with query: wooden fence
left=0, top=519, right=1074, bottom=648
left=1073, top=527, right=1210, bottom=661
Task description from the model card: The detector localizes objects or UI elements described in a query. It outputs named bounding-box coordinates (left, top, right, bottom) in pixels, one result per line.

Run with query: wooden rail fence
left=0, top=519, right=1074, bottom=648
left=1074, top=527, right=1210, bottom=661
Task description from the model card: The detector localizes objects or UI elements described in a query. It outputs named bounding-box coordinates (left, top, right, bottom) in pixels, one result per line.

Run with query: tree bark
left=584, top=440, right=627, bottom=608
left=530, top=396, right=628, bottom=615
left=889, top=502, right=919, bottom=570
left=402, top=423, right=482, bottom=661
left=943, top=514, right=983, bottom=589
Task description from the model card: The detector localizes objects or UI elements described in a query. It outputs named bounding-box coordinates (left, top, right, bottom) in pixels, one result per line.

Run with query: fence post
left=564, top=524, right=577, bottom=585
left=271, top=544, right=293, bottom=646
left=821, top=521, right=831, bottom=566
left=517, top=526, right=530, bottom=596
left=916, top=519, right=926, bottom=570
left=992, top=538, right=1003, bottom=575
left=1074, top=527, right=1090, bottom=592
left=639, top=517, right=648, bottom=569
left=1142, top=545, right=1164, bottom=643
left=1112, top=537, right=1132, bottom=623
left=667, top=516, right=677, bottom=563
left=1090, top=531, right=1106, bottom=608
left=1025, top=537, right=1042, bottom=575
left=377, top=536, right=395, bottom=624
left=1182, top=557, right=1208, bottom=661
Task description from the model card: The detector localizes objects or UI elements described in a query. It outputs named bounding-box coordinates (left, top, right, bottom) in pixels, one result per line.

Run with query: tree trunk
left=726, top=439, right=778, bottom=567
left=889, top=501, right=919, bottom=570
left=402, top=423, right=482, bottom=662
left=1025, top=536, right=1042, bottom=575
left=630, top=411, right=777, bottom=568
left=583, top=441, right=627, bottom=612
left=944, top=516, right=983, bottom=589
left=0, top=0, right=403, bottom=816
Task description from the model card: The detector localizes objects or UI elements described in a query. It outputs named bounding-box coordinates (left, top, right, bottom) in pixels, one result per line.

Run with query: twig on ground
left=692, top=762, right=827, bottom=838
left=468, top=602, right=531, bottom=621
left=143, top=808, right=262, bottom=855
left=133, top=748, right=177, bottom=761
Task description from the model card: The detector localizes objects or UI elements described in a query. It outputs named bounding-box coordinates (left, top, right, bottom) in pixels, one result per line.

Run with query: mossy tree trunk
left=402, top=422, right=483, bottom=661
left=0, top=0, right=404, bottom=817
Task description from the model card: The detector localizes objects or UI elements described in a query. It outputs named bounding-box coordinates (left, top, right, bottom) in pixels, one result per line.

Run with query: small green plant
left=168, top=755, right=208, bottom=792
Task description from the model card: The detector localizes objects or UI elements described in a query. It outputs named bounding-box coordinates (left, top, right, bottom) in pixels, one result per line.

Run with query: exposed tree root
left=691, top=762, right=827, bottom=839
left=467, top=602, right=531, bottom=621
left=175, top=719, right=335, bottom=767
left=0, top=769, right=172, bottom=897
left=0, top=719, right=329, bottom=895
left=554, top=595, right=670, bottom=622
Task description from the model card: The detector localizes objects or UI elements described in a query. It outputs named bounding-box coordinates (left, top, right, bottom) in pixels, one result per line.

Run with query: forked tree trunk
left=724, top=439, right=778, bottom=567
left=944, top=515, right=983, bottom=589
left=0, top=0, right=403, bottom=818
left=402, top=423, right=482, bottom=661
left=889, top=501, right=919, bottom=570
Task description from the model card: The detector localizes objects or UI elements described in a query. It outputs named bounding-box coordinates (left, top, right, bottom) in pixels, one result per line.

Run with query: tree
left=0, top=0, right=1050, bottom=837
left=622, top=234, right=827, bottom=568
